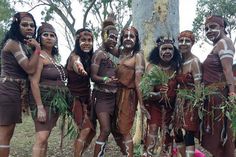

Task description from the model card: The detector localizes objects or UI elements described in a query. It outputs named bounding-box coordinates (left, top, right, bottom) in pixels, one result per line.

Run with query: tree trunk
left=132, top=0, right=179, bottom=144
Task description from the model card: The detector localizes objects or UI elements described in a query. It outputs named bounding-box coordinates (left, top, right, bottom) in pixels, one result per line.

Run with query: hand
left=160, top=84, right=168, bottom=95
left=24, top=38, right=40, bottom=50
left=37, top=105, right=46, bottom=122
left=140, top=105, right=151, bottom=120
left=76, top=62, right=87, bottom=76
left=104, top=76, right=118, bottom=84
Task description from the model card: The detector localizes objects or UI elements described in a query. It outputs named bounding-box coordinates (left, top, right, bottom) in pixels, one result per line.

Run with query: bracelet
left=34, top=49, right=41, bottom=55
left=103, top=76, right=109, bottom=83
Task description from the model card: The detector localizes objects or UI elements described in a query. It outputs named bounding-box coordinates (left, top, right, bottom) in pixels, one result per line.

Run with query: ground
left=10, top=115, right=214, bottom=157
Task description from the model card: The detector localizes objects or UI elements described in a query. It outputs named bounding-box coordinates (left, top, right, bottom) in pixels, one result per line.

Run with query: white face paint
left=205, top=28, right=221, bottom=41
left=123, top=30, right=136, bottom=49
left=41, top=32, right=57, bottom=42
left=178, top=37, right=192, bottom=46
left=205, top=22, right=221, bottom=42
left=159, top=44, right=174, bottom=62
left=80, top=41, right=93, bottom=52
left=79, top=34, right=93, bottom=53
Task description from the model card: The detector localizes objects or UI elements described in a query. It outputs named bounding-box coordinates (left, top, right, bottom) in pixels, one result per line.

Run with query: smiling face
left=78, top=33, right=93, bottom=53
left=122, top=29, right=136, bottom=49
left=178, top=37, right=192, bottom=54
left=19, top=17, right=36, bottom=39
left=205, top=22, right=222, bottom=42
left=159, top=43, right=174, bottom=62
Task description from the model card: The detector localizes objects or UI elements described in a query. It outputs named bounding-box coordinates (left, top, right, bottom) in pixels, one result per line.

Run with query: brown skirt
left=0, top=80, right=22, bottom=125
left=116, top=87, right=138, bottom=135
left=32, top=106, right=59, bottom=132
left=72, top=97, right=94, bottom=130
left=92, top=90, right=116, bottom=116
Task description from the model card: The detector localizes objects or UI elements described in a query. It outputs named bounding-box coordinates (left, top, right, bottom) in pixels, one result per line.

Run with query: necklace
left=44, top=53, right=67, bottom=85
left=159, top=65, right=171, bottom=71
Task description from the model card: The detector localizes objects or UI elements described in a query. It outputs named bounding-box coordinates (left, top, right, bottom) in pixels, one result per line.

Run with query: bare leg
left=122, top=134, right=133, bottom=157
left=74, top=128, right=95, bottom=157
left=142, top=124, right=158, bottom=157
left=93, top=112, right=111, bottom=157
left=0, top=124, right=15, bottom=157
left=32, top=130, right=50, bottom=157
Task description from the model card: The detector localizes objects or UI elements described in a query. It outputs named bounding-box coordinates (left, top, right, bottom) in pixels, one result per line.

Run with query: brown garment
left=115, top=64, right=138, bottom=134
left=0, top=45, right=29, bottom=125
left=202, top=54, right=234, bottom=157
left=30, top=64, right=68, bottom=131
left=116, top=87, right=137, bottom=135
left=67, top=69, right=93, bottom=130
left=175, top=73, right=199, bottom=131
left=145, top=78, right=177, bottom=126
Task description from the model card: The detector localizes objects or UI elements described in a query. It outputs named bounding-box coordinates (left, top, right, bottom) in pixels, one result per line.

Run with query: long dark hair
left=67, top=28, right=93, bottom=74
left=148, top=36, right=181, bottom=72
left=0, top=12, right=37, bottom=49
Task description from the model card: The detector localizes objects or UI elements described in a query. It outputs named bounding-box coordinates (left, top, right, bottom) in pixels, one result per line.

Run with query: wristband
left=34, top=49, right=41, bottom=55
left=103, top=76, right=109, bottom=83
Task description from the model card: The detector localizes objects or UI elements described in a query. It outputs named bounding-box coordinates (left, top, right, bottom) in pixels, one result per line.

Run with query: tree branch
left=83, top=0, right=96, bottom=28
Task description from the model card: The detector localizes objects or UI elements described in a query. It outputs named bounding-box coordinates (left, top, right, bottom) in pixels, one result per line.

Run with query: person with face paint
left=0, top=12, right=40, bottom=157
left=29, top=22, right=69, bottom=157
left=142, top=36, right=181, bottom=157
left=174, top=30, right=202, bottom=157
left=91, top=15, right=120, bottom=157
left=66, top=28, right=95, bottom=157
left=201, top=15, right=235, bottom=157
left=113, top=26, right=150, bottom=157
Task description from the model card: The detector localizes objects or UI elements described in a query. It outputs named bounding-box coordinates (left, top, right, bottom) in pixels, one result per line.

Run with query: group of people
left=0, top=11, right=235, bottom=157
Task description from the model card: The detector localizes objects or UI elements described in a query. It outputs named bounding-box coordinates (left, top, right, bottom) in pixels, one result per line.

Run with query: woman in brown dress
left=202, top=15, right=235, bottom=157
left=66, top=28, right=95, bottom=157
left=142, top=36, right=181, bottom=157
left=29, top=22, right=69, bottom=157
left=175, top=30, right=202, bottom=157
left=0, top=12, right=40, bottom=157
left=115, top=26, right=150, bottom=157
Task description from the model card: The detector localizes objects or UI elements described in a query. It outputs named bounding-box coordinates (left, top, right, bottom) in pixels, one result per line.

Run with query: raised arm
left=5, top=39, right=41, bottom=74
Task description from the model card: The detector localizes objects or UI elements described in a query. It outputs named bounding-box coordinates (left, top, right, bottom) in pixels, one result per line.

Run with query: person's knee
left=35, top=132, right=50, bottom=146
left=100, top=127, right=111, bottom=138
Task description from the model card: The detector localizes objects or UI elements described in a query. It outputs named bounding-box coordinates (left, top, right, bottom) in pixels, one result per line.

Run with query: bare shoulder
left=3, top=39, right=20, bottom=53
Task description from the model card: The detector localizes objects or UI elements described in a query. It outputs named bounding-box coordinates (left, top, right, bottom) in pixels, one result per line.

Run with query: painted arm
left=6, top=39, right=41, bottom=74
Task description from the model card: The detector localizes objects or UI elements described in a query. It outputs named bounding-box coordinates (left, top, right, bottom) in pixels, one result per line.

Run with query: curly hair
left=148, top=36, right=181, bottom=71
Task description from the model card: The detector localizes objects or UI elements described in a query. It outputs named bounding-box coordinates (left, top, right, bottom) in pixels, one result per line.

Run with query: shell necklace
left=44, top=53, right=67, bottom=85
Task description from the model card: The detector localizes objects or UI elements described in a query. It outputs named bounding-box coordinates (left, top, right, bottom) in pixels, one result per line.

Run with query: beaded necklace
left=44, top=53, right=68, bottom=85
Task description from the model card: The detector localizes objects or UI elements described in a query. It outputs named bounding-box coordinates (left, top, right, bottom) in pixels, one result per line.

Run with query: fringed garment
left=115, top=64, right=138, bottom=134
left=67, top=69, right=93, bottom=130
left=175, top=72, right=199, bottom=132
left=202, top=54, right=234, bottom=157
left=29, top=64, right=70, bottom=131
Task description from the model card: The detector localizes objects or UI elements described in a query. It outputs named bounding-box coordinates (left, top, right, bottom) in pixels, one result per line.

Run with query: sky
left=17, top=0, right=214, bottom=63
